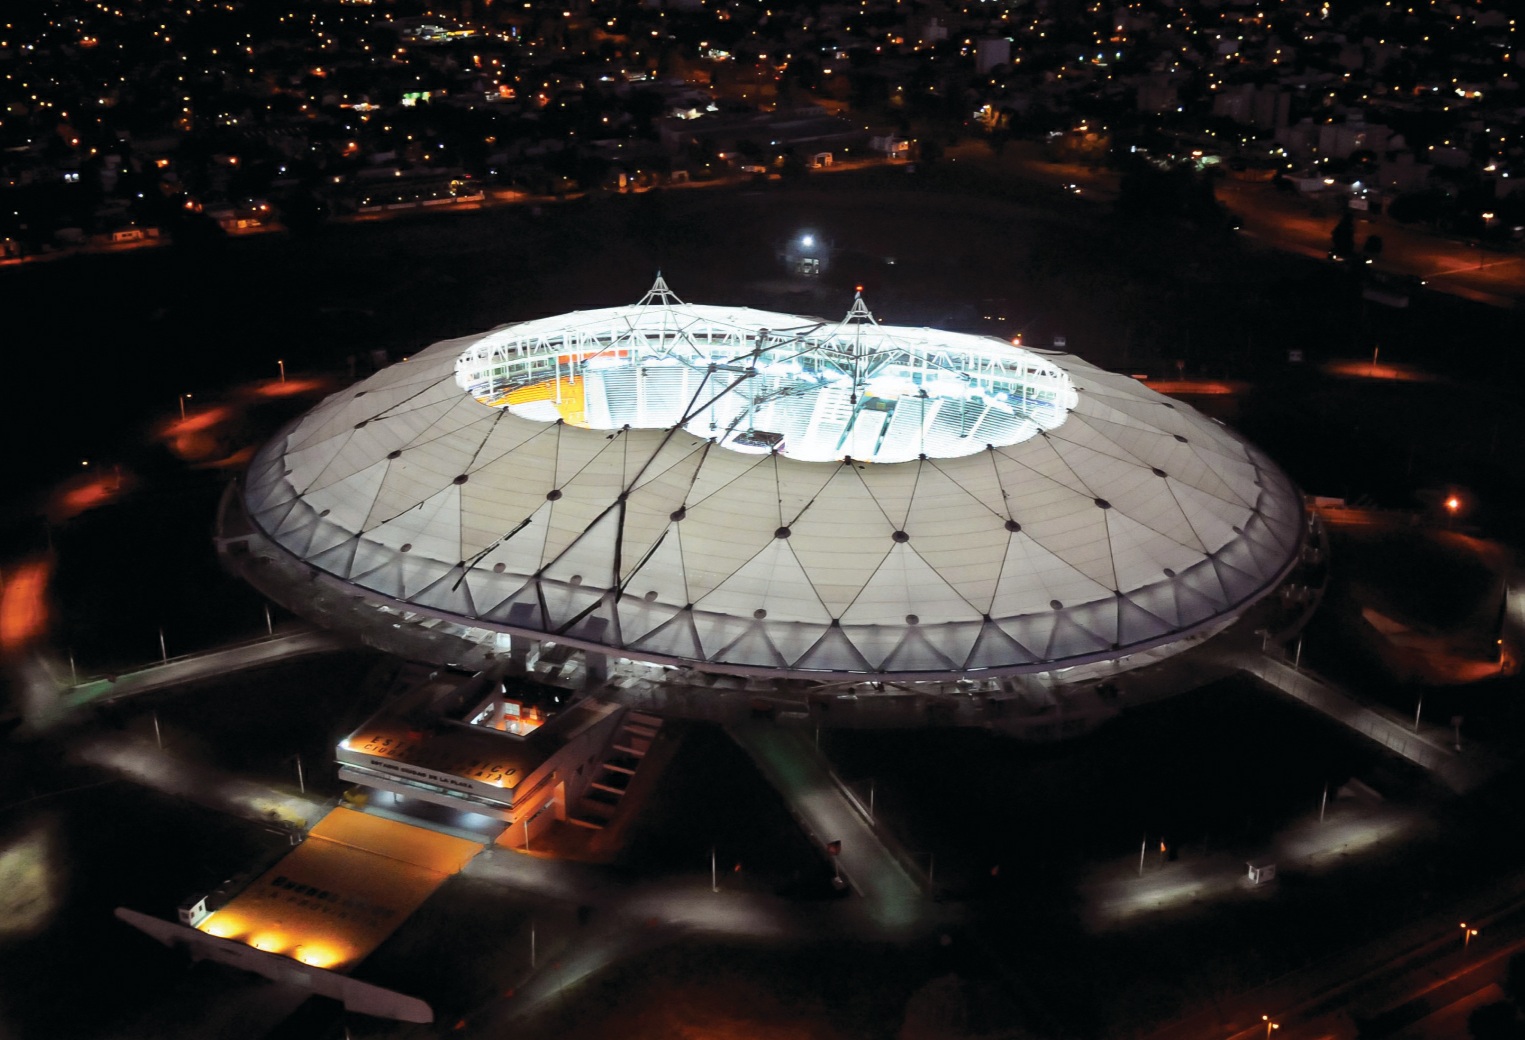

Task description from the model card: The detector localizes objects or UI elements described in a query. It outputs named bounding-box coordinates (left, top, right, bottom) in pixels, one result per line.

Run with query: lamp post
left=278, top=358, right=286, bottom=383
left=1463, top=922, right=1479, bottom=948
left=178, top=393, right=191, bottom=420
left=1263, top=1015, right=1279, bottom=1038
left=1445, top=494, right=1460, bottom=529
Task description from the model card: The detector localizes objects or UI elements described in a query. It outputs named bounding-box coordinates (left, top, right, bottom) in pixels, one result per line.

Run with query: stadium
left=218, top=277, right=1308, bottom=723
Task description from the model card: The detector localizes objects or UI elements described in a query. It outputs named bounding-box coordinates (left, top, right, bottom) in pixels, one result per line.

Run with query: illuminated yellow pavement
left=196, top=807, right=482, bottom=972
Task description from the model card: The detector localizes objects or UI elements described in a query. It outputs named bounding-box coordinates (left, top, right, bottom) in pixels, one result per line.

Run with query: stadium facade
left=218, top=278, right=1307, bottom=729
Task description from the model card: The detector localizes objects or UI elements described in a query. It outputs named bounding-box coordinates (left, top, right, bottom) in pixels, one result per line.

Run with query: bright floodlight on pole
left=801, top=233, right=815, bottom=249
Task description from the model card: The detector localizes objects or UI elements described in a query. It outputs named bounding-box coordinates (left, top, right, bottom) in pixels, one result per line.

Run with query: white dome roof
left=242, top=284, right=1303, bottom=679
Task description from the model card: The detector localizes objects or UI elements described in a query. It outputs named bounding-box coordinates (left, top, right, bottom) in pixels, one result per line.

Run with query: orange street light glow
left=49, top=471, right=131, bottom=521
left=1322, top=359, right=1438, bottom=383
left=252, top=376, right=327, bottom=399
left=0, top=560, right=51, bottom=653
left=164, top=404, right=234, bottom=436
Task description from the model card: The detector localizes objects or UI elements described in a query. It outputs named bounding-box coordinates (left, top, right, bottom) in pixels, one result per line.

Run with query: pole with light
left=1263, top=1015, right=1279, bottom=1038
left=278, top=358, right=286, bottom=383
left=1463, top=922, right=1479, bottom=948
left=179, top=392, right=192, bottom=420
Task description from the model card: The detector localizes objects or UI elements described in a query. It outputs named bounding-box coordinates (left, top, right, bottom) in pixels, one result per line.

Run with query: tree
left=277, top=188, right=329, bottom=236
left=1331, top=212, right=1356, bottom=257
left=1468, top=1001, right=1525, bottom=1040
left=1387, top=190, right=1446, bottom=225
left=1502, top=951, right=1525, bottom=1006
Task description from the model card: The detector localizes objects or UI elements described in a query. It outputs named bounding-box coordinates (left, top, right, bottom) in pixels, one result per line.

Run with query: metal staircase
left=567, top=710, right=664, bottom=830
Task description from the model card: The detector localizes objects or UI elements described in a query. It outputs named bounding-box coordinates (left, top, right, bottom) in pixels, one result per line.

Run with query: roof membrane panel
left=241, top=285, right=1303, bottom=677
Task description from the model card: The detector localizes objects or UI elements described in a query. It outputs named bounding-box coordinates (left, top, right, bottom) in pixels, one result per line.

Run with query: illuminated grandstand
left=453, top=279, right=1076, bottom=464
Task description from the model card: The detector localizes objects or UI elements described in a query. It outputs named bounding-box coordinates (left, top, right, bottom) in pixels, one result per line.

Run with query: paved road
left=1215, top=176, right=1525, bottom=308
left=949, top=139, right=1523, bottom=309
left=1142, top=879, right=1525, bottom=1040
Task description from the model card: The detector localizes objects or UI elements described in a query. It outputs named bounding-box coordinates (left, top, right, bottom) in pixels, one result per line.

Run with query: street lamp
left=1462, top=922, right=1479, bottom=947
left=1445, top=493, right=1460, bottom=530
left=1263, top=1014, right=1279, bottom=1037
left=1477, top=214, right=1493, bottom=269
left=278, top=358, right=286, bottom=383
left=179, top=393, right=192, bottom=420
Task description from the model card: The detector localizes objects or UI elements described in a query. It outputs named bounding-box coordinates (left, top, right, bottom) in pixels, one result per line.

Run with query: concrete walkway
left=18, top=627, right=350, bottom=731
left=1229, top=649, right=1506, bottom=793
left=63, top=628, right=348, bottom=707
left=726, top=722, right=931, bottom=935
